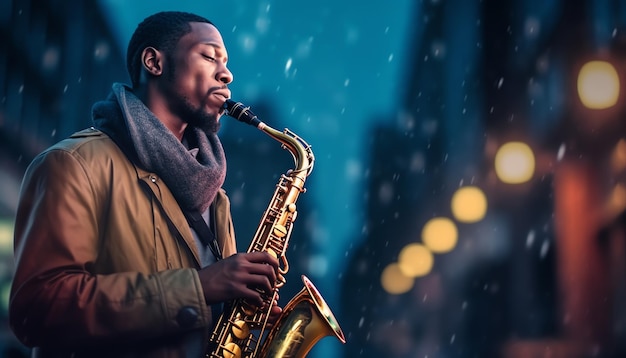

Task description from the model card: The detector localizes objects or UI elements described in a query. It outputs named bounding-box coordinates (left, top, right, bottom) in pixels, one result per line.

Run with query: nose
left=217, top=64, right=233, bottom=85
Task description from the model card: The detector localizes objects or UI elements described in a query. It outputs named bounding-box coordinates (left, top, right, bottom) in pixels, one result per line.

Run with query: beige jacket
left=10, top=128, right=237, bottom=357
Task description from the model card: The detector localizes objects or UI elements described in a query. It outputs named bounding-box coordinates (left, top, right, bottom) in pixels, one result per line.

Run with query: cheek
left=173, top=75, right=201, bottom=100
left=192, top=73, right=215, bottom=101
left=168, top=60, right=196, bottom=89
left=169, top=61, right=214, bottom=102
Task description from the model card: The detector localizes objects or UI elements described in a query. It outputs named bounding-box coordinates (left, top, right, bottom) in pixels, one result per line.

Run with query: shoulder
left=26, top=128, right=129, bottom=181
left=36, top=127, right=125, bottom=165
left=50, top=127, right=116, bottom=154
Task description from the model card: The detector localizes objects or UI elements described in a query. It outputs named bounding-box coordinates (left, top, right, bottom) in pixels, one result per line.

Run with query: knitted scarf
left=92, top=83, right=226, bottom=213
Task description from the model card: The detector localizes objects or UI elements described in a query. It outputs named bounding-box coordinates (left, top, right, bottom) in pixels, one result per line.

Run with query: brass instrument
left=206, top=100, right=346, bottom=358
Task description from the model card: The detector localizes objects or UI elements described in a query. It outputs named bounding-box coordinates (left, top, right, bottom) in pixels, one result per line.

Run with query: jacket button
left=176, top=306, right=199, bottom=328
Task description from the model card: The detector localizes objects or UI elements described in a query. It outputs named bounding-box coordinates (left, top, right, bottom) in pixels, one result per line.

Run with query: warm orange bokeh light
left=422, top=217, right=458, bottom=253
left=381, top=263, right=414, bottom=294
left=398, top=243, right=434, bottom=277
left=451, top=186, right=487, bottom=223
left=494, top=142, right=535, bottom=184
left=577, top=60, right=619, bottom=110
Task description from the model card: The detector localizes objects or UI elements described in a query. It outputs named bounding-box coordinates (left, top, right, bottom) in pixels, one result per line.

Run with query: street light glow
left=422, top=217, right=458, bottom=253
left=398, top=243, right=434, bottom=277
left=451, top=186, right=488, bottom=223
left=381, top=262, right=414, bottom=295
left=494, top=141, right=535, bottom=184
left=577, top=60, right=620, bottom=109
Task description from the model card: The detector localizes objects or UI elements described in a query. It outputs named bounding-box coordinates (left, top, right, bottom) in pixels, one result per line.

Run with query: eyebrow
left=201, top=41, right=222, bottom=48
left=200, top=42, right=225, bottom=52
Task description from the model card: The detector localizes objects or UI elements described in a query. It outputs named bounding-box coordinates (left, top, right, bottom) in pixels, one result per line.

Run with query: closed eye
left=202, top=54, right=216, bottom=62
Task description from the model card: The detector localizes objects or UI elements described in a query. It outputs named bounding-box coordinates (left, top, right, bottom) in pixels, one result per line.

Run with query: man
left=9, top=11, right=280, bottom=357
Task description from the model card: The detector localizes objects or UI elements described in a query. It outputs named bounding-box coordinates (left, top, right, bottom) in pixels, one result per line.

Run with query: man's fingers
left=244, top=252, right=279, bottom=269
left=246, top=262, right=277, bottom=284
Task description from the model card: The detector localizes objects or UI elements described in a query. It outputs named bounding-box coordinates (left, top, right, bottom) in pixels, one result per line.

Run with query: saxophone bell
left=259, top=275, right=346, bottom=357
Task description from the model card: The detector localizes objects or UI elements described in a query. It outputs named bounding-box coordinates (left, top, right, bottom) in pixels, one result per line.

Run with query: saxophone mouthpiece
left=223, top=99, right=263, bottom=128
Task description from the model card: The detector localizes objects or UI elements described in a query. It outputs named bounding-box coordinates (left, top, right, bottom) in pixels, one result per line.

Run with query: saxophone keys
left=231, top=319, right=250, bottom=340
left=221, top=342, right=242, bottom=358
left=287, top=203, right=296, bottom=212
left=277, top=273, right=287, bottom=286
left=273, top=224, right=287, bottom=238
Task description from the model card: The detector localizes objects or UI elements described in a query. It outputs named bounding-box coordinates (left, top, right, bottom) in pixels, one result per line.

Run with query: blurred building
left=0, top=0, right=127, bottom=212
left=342, top=0, right=626, bottom=357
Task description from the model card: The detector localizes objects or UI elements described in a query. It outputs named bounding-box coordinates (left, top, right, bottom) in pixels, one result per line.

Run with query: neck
left=134, top=85, right=187, bottom=141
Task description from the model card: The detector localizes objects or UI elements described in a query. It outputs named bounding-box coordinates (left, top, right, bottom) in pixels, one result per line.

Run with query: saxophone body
left=206, top=100, right=345, bottom=358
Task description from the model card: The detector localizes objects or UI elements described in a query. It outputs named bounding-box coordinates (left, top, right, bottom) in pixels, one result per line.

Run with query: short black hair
left=126, top=11, right=214, bottom=87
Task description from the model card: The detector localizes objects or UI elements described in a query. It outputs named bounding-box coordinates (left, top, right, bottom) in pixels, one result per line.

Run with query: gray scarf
left=92, top=83, right=226, bottom=213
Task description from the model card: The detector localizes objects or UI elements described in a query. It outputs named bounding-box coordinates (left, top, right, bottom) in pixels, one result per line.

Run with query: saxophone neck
left=262, top=126, right=315, bottom=178
left=223, top=99, right=314, bottom=177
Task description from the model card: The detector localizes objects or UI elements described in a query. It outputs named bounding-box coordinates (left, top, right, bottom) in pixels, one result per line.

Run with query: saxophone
left=206, top=100, right=346, bottom=358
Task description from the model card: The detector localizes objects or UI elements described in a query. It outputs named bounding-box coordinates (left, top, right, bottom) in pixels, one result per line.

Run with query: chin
left=200, top=118, right=221, bottom=134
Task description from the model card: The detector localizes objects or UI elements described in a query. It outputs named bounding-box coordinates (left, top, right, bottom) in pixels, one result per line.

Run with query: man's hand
left=197, top=252, right=279, bottom=307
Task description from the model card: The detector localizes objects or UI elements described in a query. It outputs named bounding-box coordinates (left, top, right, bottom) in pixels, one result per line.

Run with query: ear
left=141, top=47, right=163, bottom=77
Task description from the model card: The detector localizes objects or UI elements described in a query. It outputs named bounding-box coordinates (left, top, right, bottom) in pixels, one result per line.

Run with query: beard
left=176, top=95, right=221, bottom=134
left=162, top=60, right=221, bottom=134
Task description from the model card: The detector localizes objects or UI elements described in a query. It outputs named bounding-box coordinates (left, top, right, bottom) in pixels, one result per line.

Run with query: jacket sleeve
left=9, top=148, right=211, bottom=349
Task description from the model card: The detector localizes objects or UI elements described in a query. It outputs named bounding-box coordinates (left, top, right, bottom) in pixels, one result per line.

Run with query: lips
left=210, top=90, right=231, bottom=115
left=212, top=89, right=231, bottom=103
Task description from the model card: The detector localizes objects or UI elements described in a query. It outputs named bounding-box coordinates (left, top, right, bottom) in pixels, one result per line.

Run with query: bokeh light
left=451, top=186, right=488, bottom=223
left=381, top=263, right=414, bottom=295
left=398, top=243, right=434, bottom=277
left=577, top=60, right=620, bottom=109
left=422, top=217, right=458, bottom=253
left=0, top=220, right=13, bottom=255
left=494, top=142, right=535, bottom=184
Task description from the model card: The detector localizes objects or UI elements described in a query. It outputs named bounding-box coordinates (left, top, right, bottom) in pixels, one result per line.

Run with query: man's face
left=160, top=22, right=233, bottom=133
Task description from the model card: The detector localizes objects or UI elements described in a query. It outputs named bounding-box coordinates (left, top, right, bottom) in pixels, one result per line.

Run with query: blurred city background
left=2, top=0, right=626, bottom=357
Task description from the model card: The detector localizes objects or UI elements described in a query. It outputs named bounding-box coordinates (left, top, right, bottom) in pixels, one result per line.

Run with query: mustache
left=208, top=85, right=230, bottom=98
